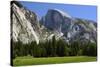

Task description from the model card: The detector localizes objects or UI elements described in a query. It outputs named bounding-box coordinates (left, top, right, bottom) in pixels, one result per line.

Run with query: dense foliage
left=12, top=36, right=97, bottom=59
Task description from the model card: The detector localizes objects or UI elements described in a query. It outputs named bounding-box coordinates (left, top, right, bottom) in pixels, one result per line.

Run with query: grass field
left=13, top=56, right=97, bottom=66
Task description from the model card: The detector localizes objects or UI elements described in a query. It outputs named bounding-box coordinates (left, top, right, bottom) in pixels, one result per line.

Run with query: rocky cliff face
left=41, top=9, right=72, bottom=33
left=11, top=1, right=40, bottom=44
left=40, top=9, right=97, bottom=44
left=11, top=1, right=55, bottom=44
left=11, top=1, right=97, bottom=44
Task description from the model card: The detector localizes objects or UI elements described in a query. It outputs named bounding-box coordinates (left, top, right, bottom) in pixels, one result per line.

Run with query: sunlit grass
left=13, top=56, right=97, bottom=66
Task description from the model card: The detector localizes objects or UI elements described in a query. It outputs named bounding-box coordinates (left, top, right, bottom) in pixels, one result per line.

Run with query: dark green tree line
left=12, top=36, right=97, bottom=59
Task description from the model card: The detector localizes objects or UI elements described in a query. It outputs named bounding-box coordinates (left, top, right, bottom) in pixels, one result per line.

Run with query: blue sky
left=20, top=1, right=97, bottom=22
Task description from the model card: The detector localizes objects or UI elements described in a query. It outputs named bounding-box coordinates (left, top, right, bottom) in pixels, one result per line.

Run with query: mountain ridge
left=11, top=1, right=97, bottom=44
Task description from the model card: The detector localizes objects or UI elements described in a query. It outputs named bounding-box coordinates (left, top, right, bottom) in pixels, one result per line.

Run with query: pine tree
left=70, top=41, right=80, bottom=56
left=51, top=35, right=57, bottom=56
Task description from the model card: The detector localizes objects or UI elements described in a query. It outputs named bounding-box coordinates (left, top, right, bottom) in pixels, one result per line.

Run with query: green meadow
left=13, top=56, right=97, bottom=66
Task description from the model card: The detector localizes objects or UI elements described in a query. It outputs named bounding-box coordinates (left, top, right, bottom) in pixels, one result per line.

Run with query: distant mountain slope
left=11, top=1, right=97, bottom=44
left=40, top=9, right=97, bottom=44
